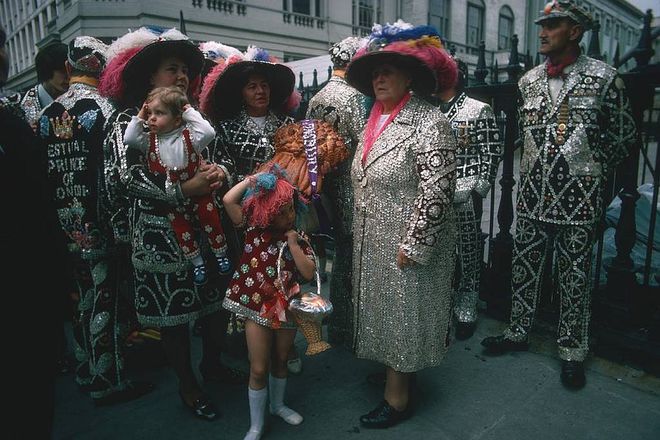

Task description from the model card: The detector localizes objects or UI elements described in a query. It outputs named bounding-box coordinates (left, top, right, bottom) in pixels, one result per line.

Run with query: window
left=614, top=22, right=620, bottom=42
left=605, top=18, right=611, bottom=36
left=498, top=6, right=513, bottom=50
left=293, top=0, right=310, bottom=15
left=429, top=0, right=451, bottom=37
left=353, top=0, right=381, bottom=29
left=466, top=1, right=485, bottom=49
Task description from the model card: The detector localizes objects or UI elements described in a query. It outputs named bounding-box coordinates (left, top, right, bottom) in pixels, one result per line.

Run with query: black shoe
left=560, top=361, right=586, bottom=390
left=366, top=371, right=386, bottom=386
left=93, top=381, right=155, bottom=407
left=455, top=322, right=476, bottom=340
left=199, top=362, right=248, bottom=385
left=481, top=335, right=529, bottom=356
left=359, top=400, right=411, bottom=429
left=179, top=391, right=220, bottom=421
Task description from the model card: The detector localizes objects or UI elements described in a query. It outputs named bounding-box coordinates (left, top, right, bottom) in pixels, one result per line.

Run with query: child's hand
left=183, top=104, right=191, bottom=111
left=285, top=230, right=300, bottom=247
left=138, top=102, right=149, bottom=121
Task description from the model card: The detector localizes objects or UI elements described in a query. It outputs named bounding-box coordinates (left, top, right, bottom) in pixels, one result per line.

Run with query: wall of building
left=1, top=0, right=650, bottom=92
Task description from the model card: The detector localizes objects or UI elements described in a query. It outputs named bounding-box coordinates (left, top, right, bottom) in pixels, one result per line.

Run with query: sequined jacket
left=442, top=92, right=502, bottom=203
left=208, top=110, right=294, bottom=186
left=39, top=82, right=116, bottom=259
left=517, top=55, right=636, bottom=225
left=19, top=84, right=44, bottom=128
left=350, top=94, right=457, bottom=371
left=352, top=94, right=457, bottom=265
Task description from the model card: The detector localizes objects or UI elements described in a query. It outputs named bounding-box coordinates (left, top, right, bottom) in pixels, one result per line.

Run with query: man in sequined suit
left=1, top=24, right=71, bottom=437
left=20, top=42, right=69, bottom=129
left=481, top=1, right=636, bottom=389
left=39, top=37, right=153, bottom=405
left=439, top=59, right=502, bottom=340
left=306, top=36, right=369, bottom=345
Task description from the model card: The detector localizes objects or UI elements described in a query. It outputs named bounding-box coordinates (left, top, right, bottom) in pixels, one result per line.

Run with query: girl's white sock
left=244, top=387, right=267, bottom=440
left=268, top=375, right=303, bottom=425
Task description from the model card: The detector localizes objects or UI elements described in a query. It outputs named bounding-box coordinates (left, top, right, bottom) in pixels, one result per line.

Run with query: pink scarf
left=361, top=92, right=412, bottom=164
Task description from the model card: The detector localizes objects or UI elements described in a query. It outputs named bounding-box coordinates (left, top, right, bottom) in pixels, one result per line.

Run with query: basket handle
left=276, top=236, right=321, bottom=298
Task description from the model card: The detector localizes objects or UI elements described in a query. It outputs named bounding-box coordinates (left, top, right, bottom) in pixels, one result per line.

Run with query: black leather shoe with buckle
left=481, top=335, right=529, bottom=356
left=359, top=400, right=412, bottom=429
left=560, top=361, right=586, bottom=390
left=179, top=391, right=220, bottom=421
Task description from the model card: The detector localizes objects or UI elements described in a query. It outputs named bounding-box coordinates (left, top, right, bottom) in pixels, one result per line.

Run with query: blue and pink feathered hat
left=200, top=46, right=299, bottom=122
left=346, top=20, right=455, bottom=97
left=241, top=164, right=307, bottom=229
left=99, top=26, right=204, bottom=107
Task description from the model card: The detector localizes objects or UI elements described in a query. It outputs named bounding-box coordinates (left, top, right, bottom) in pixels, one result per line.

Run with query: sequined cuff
left=165, top=179, right=185, bottom=205
left=474, top=179, right=492, bottom=198
left=400, top=243, right=433, bottom=266
left=218, top=164, right=233, bottom=188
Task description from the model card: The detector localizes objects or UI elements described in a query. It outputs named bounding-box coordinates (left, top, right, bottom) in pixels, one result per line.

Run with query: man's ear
left=568, top=24, right=584, bottom=42
left=65, top=60, right=73, bottom=76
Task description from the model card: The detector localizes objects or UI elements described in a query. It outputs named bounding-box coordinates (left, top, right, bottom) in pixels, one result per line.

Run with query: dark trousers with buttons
left=503, top=217, right=597, bottom=361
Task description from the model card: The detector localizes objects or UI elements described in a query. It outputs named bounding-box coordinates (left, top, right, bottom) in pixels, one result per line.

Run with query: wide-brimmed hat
left=200, top=46, right=296, bottom=122
left=535, top=1, right=594, bottom=30
left=346, top=20, right=445, bottom=98
left=99, top=26, right=203, bottom=106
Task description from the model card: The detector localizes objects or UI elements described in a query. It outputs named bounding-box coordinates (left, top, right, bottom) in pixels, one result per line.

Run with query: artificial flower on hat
left=199, top=41, right=242, bottom=64
left=535, top=0, right=594, bottom=29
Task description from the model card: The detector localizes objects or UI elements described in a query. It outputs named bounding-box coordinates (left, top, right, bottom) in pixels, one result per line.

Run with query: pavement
left=53, top=271, right=660, bottom=440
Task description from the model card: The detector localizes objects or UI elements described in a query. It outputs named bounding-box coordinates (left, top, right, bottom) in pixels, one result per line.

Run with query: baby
left=124, top=86, right=230, bottom=284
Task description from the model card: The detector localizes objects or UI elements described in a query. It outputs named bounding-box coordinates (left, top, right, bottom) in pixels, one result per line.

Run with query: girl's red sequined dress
left=223, top=227, right=314, bottom=328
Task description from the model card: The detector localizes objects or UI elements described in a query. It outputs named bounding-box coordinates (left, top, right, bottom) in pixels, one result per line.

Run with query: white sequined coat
left=351, top=94, right=458, bottom=372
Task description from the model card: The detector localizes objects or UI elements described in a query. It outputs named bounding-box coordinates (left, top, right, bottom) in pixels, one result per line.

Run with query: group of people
left=1, top=0, right=637, bottom=438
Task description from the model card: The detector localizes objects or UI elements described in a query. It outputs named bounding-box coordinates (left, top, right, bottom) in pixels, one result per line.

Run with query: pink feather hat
left=99, top=26, right=203, bottom=107
left=199, top=45, right=297, bottom=122
left=346, top=20, right=449, bottom=98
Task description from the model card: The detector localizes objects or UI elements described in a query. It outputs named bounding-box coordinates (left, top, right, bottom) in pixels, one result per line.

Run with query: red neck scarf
left=361, top=92, right=412, bottom=164
left=546, top=52, right=579, bottom=79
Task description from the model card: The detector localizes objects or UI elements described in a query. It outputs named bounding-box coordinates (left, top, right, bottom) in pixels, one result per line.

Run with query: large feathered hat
left=99, top=26, right=203, bottom=107
left=345, top=20, right=446, bottom=97
left=199, top=46, right=298, bottom=122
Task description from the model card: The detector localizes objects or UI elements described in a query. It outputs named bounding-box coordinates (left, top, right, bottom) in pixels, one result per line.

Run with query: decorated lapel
left=363, top=101, right=416, bottom=170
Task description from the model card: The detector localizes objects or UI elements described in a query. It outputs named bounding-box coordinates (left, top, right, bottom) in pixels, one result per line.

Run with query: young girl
left=222, top=165, right=315, bottom=440
left=124, top=86, right=231, bottom=284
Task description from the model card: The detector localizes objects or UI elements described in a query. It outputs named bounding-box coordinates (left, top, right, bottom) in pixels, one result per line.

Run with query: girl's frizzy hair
left=241, top=164, right=308, bottom=229
left=146, top=86, right=189, bottom=117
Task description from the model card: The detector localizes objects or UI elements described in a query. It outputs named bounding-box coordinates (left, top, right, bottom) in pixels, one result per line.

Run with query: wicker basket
left=293, top=314, right=332, bottom=355
left=277, top=241, right=333, bottom=356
